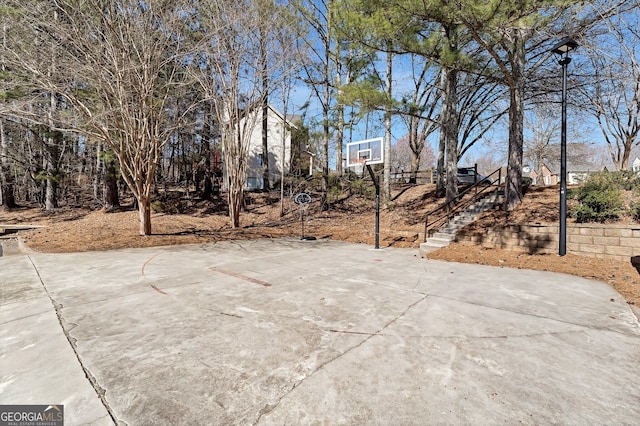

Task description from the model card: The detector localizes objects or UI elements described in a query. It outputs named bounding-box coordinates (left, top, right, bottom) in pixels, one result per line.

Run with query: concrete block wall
left=456, top=223, right=640, bottom=261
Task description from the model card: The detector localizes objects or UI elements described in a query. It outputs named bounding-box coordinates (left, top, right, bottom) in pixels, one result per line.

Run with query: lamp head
left=551, top=37, right=579, bottom=55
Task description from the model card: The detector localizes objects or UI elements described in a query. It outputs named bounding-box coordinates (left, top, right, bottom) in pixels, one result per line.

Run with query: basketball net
left=351, top=158, right=367, bottom=176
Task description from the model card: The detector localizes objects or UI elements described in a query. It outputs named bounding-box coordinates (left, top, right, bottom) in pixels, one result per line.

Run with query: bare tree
left=0, top=119, right=17, bottom=209
left=398, top=56, right=440, bottom=184
left=298, top=0, right=336, bottom=210
left=1, top=0, right=199, bottom=235
left=195, top=0, right=301, bottom=227
left=194, top=1, right=262, bottom=227
left=457, top=69, right=508, bottom=162
left=0, top=20, right=17, bottom=209
left=523, top=107, right=561, bottom=184
left=390, top=134, right=436, bottom=173
left=580, top=12, right=640, bottom=170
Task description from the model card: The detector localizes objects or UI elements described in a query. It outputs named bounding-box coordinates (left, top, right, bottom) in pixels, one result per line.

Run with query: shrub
left=150, top=200, right=166, bottom=213
left=571, top=171, right=625, bottom=223
left=327, top=185, right=343, bottom=202
left=347, top=178, right=374, bottom=197
left=614, top=170, right=640, bottom=190
left=632, top=202, right=640, bottom=222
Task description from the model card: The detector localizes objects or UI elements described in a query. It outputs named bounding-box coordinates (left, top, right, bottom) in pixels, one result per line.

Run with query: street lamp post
left=551, top=37, right=578, bottom=256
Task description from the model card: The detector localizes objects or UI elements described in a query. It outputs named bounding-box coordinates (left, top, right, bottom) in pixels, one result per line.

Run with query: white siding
left=232, top=106, right=294, bottom=190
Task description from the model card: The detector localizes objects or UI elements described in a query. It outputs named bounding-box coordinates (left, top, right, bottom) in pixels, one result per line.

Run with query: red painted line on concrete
left=141, top=253, right=161, bottom=276
left=150, top=284, right=168, bottom=295
left=209, top=267, right=272, bottom=287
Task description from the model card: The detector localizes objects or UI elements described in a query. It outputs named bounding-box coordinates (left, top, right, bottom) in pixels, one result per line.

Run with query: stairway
left=0, top=225, right=41, bottom=257
left=419, top=190, right=503, bottom=257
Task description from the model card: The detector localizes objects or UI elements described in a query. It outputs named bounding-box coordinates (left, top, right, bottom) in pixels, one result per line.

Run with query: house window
left=246, top=177, right=264, bottom=190
left=257, top=154, right=264, bottom=167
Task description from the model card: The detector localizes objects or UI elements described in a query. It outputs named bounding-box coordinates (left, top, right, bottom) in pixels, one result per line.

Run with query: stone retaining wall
left=456, top=223, right=640, bottom=261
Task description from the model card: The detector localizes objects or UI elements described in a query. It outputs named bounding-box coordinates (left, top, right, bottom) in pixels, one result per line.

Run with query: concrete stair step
left=425, top=237, right=452, bottom=247
left=446, top=221, right=473, bottom=230
left=437, top=227, right=458, bottom=234
left=0, top=238, right=23, bottom=256
left=420, top=189, right=503, bottom=257
left=431, top=232, right=456, bottom=241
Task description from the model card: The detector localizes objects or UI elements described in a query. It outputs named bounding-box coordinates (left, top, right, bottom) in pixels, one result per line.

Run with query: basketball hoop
left=293, top=192, right=316, bottom=241
left=346, top=137, right=383, bottom=178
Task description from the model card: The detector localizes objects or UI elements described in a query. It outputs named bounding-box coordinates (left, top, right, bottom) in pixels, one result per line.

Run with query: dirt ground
left=1, top=184, right=639, bottom=307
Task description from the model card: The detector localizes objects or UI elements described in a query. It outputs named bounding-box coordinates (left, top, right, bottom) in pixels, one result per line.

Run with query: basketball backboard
left=346, top=137, right=384, bottom=168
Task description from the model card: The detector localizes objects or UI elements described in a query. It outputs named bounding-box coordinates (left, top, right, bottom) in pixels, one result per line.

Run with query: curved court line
left=141, top=253, right=162, bottom=277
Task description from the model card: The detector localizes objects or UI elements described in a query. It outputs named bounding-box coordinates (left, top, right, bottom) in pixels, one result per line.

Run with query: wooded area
left=1, top=0, right=639, bottom=236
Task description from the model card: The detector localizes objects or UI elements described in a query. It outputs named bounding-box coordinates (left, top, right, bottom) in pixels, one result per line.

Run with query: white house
left=631, top=157, right=640, bottom=174
left=567, top=162, right=604, bottom=185
left=241, top=105, right=297, bottom=190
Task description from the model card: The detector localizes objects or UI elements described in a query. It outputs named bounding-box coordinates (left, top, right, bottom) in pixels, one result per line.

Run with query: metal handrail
left=423, top=168, right=503, bottom=242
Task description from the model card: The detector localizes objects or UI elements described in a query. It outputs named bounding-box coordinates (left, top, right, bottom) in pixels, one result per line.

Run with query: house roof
left=236, top=104, right=299, bottom=130
left=542, top=161, right=603, bottom=176
left=566, top=162, right=604, bottom=173
left=266, top=105, right=299, bottom=129
left=542, top=163, right=559, bottom=175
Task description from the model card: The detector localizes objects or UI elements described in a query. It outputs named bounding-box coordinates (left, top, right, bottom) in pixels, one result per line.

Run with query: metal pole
left=559, top=56, right=571, bottom=256
left=375, top=182, right=380, bottom=249
left=366, top=164, right=380, bottom=249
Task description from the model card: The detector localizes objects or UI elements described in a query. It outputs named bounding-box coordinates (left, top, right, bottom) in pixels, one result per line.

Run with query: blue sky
left=277, top=48, right=626, bottom=173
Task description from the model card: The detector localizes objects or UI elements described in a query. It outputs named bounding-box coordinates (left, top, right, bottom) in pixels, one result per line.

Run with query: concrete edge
left=16, top=235, right=37, bottom=255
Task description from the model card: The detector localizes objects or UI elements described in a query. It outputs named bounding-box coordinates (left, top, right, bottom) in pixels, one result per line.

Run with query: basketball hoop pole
left=294, top=192, right=316, bottom=241
left=347, top=137, right=383, bottom=249
left=366, top=164, right=380, bottom=249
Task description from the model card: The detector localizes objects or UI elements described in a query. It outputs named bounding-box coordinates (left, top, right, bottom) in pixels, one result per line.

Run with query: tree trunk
left=319, top=0, right=332, bottom=211
left=0, top=23, right=16, bottom=208
left=137, top=195, right=152, bottom=236
left=0, top=120, right=17, bottom=209
left=228, top=187, right=243, bottom=228
left=280, top=78, right=291, bottom=217
left=504, top=31, right=525, bottom=211
left=336, top=101, right=344, bottom=177
left=383, top=48, right=392, bottom=200
left=321, top=116, right=329, bottom=211
left=439, top=49, right=459, bottom=205
left=44, top=175, right=57, bottom=210
left=202, top=107, right=215, bottom=200
left=335, top=41, right=345, bottom=177
left=92, top=141, right=102, bottom=201
left=261, top=97, right=270, bottom=191
left=44, top=132, right=59, bottom=211
left=408, top=118, right=419, bottom=184
left=104, top=153, right=120, bottom=210
left=321, top=59, right=330, bottom=211
left=203, top=166, right=213, bottom=199
left=436, top=131, right=445, bottom=197
left=410, top=151, right=420, bottom=184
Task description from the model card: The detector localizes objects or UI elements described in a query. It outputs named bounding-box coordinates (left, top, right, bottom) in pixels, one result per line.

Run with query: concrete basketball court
left=1, top=237, right=639, bottom=425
